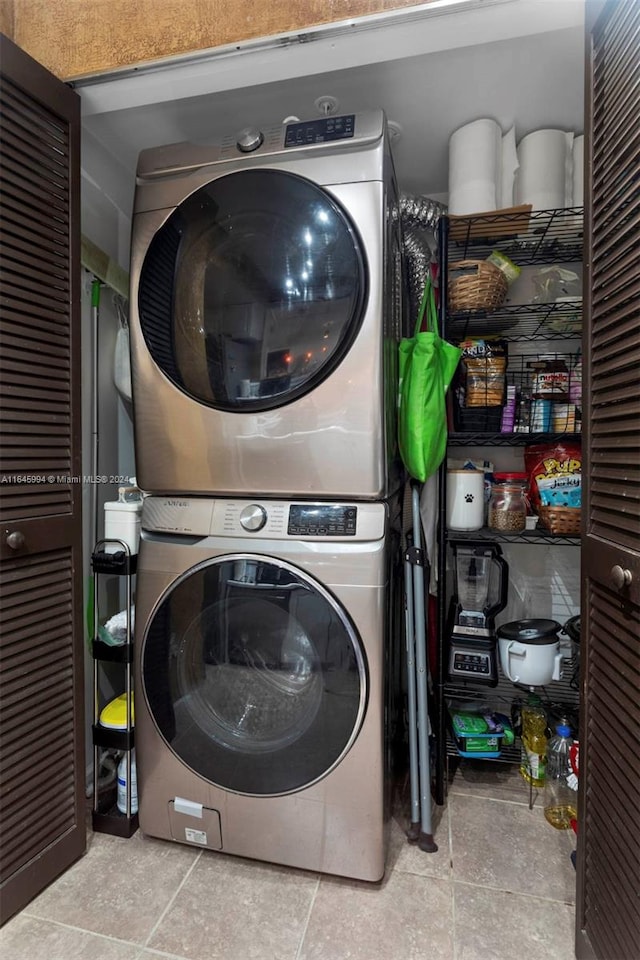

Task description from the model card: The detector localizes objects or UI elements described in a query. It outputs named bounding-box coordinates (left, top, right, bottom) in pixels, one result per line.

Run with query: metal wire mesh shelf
left=447, top=299, right=582, bottom=341
left=445, top=526, right=580, bottom=546
left=451, top=347, right=582, bottom=435
left=447, top=207, right=584, bottom=264
left=444, top=663, right=581, bottom=765
left=448, top=431, right=581, bottom=447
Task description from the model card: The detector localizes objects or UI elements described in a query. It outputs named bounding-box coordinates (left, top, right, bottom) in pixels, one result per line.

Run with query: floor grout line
left=141, top=848, right=203, bottom=951
left=293, top=875, right=321, bottom=960
left=16, top=913, right=147, bottom=949
left=134, top=946, right=194, bottom=960
left=451, top=877, right=576, bottom=906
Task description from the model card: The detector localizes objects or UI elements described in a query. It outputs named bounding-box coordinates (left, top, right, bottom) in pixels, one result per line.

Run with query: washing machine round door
left=142, top=555, right=368, bottom=796
left=137, top=168, right=367, bottom=411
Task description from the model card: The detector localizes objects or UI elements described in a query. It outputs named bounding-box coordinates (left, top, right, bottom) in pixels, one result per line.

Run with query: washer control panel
left=287, top=504, right=356, bottom=537
left=142, top=497, right=385, bottom=542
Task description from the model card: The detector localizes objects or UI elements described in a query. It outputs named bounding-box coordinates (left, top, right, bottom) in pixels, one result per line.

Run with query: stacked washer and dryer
left=129, top=110, right=406, bottom=881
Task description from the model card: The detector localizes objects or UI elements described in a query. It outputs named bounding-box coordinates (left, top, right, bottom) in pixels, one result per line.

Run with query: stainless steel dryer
left=129, top=110, right=404, bottom=499
left=134, top=495, right=400, bottom=881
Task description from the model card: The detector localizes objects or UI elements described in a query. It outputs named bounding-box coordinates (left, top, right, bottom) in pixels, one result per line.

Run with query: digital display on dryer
left=284, top=115, right=355, bottom=147
left=288, top=504, right=356, bottom=536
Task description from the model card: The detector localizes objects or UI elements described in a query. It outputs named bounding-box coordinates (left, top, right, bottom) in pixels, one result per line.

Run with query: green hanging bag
left=398, top=276, right=461, bottom=482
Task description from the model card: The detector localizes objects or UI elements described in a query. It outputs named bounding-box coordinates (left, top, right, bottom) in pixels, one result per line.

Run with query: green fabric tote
left=398, top=276, right=461, bottom=482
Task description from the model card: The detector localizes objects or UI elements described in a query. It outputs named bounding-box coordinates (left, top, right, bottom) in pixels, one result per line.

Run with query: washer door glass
left=142, top=556, right=367, bottom=795
left=137, top=169, right=367, bottom=411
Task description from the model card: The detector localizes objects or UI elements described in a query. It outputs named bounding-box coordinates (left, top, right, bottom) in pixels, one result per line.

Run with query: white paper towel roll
left=515, top=129, right=574, bottom=210
left=500, top=125, right=518, bottom=209
left=448, top=118, right=502, bottom=215
left=572, top=135, right=584, bottom=207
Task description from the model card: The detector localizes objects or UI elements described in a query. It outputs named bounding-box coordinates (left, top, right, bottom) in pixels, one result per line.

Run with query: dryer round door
left=137, top=168, right=367, bottom=412
left=142, top=554, right=368, bottom=796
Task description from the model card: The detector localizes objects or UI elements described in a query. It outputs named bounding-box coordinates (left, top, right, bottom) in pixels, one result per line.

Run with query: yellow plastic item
left=100, top=693, right=134, bottom=729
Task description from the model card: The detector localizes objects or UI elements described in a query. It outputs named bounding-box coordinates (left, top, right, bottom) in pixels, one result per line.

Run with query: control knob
left=236, top=127, right=264, bottom=153
left=239, top=504, right=267, bottom=532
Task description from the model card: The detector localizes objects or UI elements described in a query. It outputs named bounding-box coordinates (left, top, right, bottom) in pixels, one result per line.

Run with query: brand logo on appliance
left=167, top=499, right=188, bottom=508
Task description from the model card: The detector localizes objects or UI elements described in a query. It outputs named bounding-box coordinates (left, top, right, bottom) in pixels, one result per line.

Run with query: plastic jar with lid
left=531, top=355, right=570, bottom=401
left=488, top=472, right=528, bottom=532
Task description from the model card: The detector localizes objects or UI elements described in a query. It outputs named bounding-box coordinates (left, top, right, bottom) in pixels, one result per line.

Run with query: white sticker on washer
left=185, top=828, right=208, bottom=845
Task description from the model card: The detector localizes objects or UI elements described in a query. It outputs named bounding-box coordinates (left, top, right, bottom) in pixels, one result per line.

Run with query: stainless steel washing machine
left=134, top=494, right=400, bottom=881
left=129, top=110, right=404, bottom=499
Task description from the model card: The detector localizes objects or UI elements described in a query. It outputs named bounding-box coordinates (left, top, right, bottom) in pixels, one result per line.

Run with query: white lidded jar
left=446, top=469, right=485, bottom=531
left=117, top=751, right=138, bottom=815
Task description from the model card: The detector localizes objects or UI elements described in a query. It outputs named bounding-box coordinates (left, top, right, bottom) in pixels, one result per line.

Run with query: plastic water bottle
left=544, top=724, right=576, bottom=829
left=117, top=751, right=138, bottom=815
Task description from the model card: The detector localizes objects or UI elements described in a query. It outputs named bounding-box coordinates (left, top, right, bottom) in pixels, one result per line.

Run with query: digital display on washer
left=284, top=114, right=355, bottom=148
left=288, top=504, right=357, bottom=536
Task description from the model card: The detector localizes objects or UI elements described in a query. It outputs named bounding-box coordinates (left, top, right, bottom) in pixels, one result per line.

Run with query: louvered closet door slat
left=2, top=313, right=70, bottom=348
left=1, top=134, right=68, bottom=193
left=592, top=199, right=640, bottom=266
left=591, top=225, right=638, bottom=283
left=592, top=165, right=637, bottom=223
left=0, top=224, right=69, bottom=272
left=592, top=54, right=639, bottom=133
left=1, top=161, right=69, bottom=216
left=0, top=250, right=70, bottom=297
left=593, top=3, right=640, bottom=89
left=0, top=80, right=70, bottom=151
left=592, top=87, right=640, bottom=163
left=0, top=214, right=69, bottom=261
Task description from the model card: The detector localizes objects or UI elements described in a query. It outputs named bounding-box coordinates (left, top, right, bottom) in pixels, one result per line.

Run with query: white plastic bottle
left=117, top=751, right=138, bottom=815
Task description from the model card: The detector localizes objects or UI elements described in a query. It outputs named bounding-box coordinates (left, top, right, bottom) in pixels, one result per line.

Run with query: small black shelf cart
left=91, top=540, right=138, bottom=838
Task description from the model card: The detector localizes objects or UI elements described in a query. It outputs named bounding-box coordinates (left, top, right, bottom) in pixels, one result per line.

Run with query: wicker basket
left=448, top=260, right=508, bottom=313
left=537, top=506, right=581, bottom=535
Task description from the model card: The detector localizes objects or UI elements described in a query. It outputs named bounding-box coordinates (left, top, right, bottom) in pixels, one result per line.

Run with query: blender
left=447, top=541, right=509, bottom=686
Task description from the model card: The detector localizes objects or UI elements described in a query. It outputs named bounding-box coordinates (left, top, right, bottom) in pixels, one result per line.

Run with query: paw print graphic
left=464, top=493, right=475, bottom=503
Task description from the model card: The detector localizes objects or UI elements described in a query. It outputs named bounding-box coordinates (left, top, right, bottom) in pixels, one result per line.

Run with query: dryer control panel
left=142, top=497, right=386, bottom=542
left=284, top=115, right=355, bottom=148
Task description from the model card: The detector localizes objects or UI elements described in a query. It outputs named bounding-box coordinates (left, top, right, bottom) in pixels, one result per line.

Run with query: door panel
left=137, top=168, right=367, bottom=413
left=0, top=33, right=85, bottom=925
left=577, top=2, right=640, bottom=957
left=142, top=556, right=367, bottom=796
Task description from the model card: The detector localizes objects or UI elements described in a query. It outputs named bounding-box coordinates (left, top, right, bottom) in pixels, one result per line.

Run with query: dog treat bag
left=525, top=441, right=582, bottom=509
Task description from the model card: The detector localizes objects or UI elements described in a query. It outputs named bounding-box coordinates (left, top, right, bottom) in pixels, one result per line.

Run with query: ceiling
left=79, top=3, right=585, bottom=212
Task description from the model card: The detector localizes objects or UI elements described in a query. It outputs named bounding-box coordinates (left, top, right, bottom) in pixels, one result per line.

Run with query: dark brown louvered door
left=577, top=2, right=640, bottom=958
left=0, top=34, right=85, bottom=924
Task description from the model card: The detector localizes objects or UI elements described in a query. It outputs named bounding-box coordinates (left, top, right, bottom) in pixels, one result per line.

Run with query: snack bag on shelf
left=525, top=441, right=582, bottom=510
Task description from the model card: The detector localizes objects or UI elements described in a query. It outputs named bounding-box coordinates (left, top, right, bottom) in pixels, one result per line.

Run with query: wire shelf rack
left=447, top=207, right=584, bottom=264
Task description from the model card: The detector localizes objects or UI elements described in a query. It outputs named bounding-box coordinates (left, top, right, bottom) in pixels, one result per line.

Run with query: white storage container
left=104, top=499, right=142, bottom=555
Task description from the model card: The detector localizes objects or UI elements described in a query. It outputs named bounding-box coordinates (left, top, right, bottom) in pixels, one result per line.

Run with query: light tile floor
left=1, top=762, right=577, bottom=960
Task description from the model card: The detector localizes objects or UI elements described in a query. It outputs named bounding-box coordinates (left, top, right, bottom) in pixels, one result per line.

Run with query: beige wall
left=11, top=0, right=426, bottom=80
left=0, top=0, right=15, bottom=37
